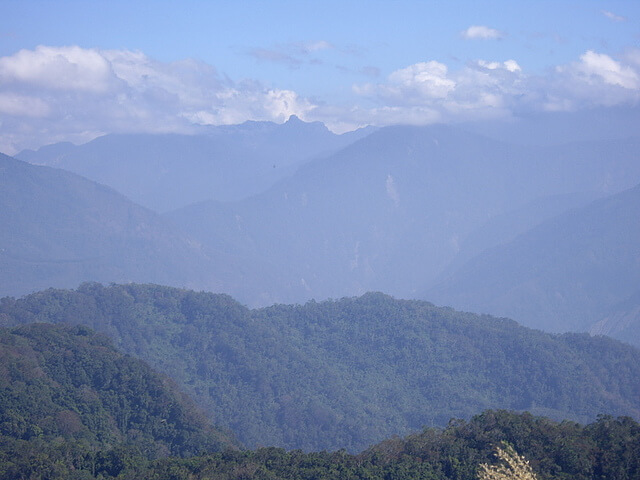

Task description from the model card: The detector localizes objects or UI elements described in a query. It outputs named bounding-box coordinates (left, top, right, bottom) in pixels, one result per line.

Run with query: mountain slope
left=2, top=283, right=639, bottom=452
left=168, top=125, right=640, bottom=305
left=17, top=116, right=374, bottom=212
left=426, top=183, right=640, bottom=341
left=0, top=153, right=230, bottom=298
left=432, top=191, right=602, bottom=281
left=0, top=323, right=235, bottom=457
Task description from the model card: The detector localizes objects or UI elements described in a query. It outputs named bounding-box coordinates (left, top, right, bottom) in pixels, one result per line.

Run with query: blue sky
left=0, top=0, right=639, bottom=153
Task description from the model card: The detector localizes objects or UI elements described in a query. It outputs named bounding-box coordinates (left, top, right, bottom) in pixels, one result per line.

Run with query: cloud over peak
left=461, top=25, right=503, bottom=40
left=1, top=45, right=639, bottom=154
left=0, top=46, right=315, bottom=153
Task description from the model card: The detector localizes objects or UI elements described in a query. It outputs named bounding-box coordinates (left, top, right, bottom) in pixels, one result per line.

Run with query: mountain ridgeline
left=0, top=152, right=248, bottom=298
left=17, top=116, right=375, bottom=212
left=2, top=283, right=639, bottom=453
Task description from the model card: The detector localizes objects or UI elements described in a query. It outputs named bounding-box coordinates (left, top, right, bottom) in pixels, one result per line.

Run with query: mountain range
left=17, top=116, right=374, bottom=212
left=167, top=125, right=640, bottom=306
left=0, top=152, right=228, bottom=297
left=3, top=114, right=640, bottom=346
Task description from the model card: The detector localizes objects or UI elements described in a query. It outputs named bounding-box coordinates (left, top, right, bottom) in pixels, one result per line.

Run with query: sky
left=0, top=0, right=639, bottom=153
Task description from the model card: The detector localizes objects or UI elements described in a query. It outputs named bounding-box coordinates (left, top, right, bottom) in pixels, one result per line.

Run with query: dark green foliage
left=0, top=322, right=236, bottom=478
left=9, top=410, right=634, bottom=480
left=2, top=284, right=639, bottom=453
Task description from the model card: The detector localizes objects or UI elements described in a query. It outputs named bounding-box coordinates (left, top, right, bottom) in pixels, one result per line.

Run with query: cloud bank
left=0, top=46, right=314, bottom=153
left=0, top=45, right=639, bottom=153
left=348, top=50, right=639, bottom=128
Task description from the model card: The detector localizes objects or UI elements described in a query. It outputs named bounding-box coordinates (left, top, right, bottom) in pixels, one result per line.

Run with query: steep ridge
left=590, top=290, right=640, bottom=345
left=432, top=191, right=602, bottom=280
left=2, top=283, right=639, bottom=452
left=426, top=183, right=640, bottom=343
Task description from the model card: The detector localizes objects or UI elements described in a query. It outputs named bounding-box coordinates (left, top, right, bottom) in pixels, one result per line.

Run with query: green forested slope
left=2, top=283, right=639, bottom=452
left=0, top=322, right=235, bottom=475
left=4, top=410, right=637, bottom=480
left=134, top=411, right=640, bottom=480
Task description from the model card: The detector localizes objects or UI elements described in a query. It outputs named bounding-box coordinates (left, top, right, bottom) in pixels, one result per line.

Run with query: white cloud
left=387, top=62, right=456, bottom=100
left=1, top=45, right=639, bottom=154
left=0, top=92, right=51, bottom=117
left=349, top=50, right=639, bottom=127
left=476, top=59, right=521, bottom=72
left=602, top=10, right=626, bottom=22
left=461, top=25, right=503, bottom=40
left=574, top=50, right=639, bottom=89
left=0, top=45, right=115, bottom=93
left=352, top=57, right=524, bottom=125
left=542, top=50, right=640, bottom=110
left=0, top=46, right=316, bottom=154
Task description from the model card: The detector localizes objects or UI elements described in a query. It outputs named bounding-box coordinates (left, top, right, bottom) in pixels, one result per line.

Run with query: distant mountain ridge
left=426, top=183, right=640, bottom=344
left=0, top=152, right=226, bottom=298
left=7, top=121, right=640, bottom=308
left=17, top=116, right=375, bottom=212
left=167, top=125, right=640, bottom=305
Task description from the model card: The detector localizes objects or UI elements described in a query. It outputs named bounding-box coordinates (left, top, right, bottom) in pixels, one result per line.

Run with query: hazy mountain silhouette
left=426, top=183, right=640, bottom=345
left=17, top=116, right=374, bottom=212
left=168, top=125, right=640, bottom=306
left=433, top=191, right=602, bottom=282
left=5, top=119, right=640, bottom=313
left=0, top=153, right=226, bottom=297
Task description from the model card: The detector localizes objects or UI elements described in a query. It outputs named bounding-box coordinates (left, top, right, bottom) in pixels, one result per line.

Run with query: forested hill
left=2, top=283, right=640, bottom=452
left=121, top=411, right=640, bottom=480
left=0, top=323, right=236, bottom=464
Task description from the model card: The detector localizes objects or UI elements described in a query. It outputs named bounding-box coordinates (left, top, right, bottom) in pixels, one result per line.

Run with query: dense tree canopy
left=2, top=410, right=638, bottom=479
left=0, top=322, right=236, bottom=480
left=2, top=283, right=639, bottom=452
